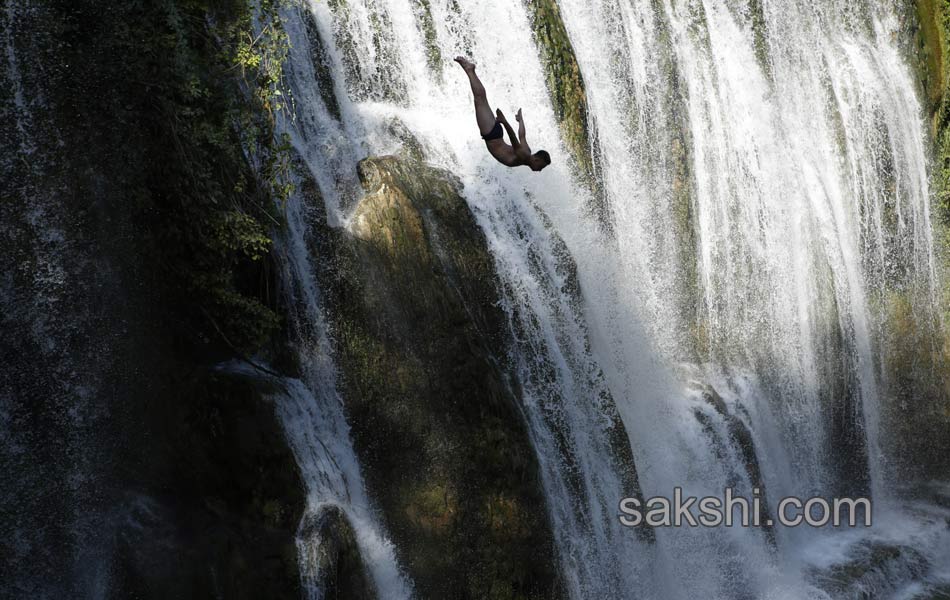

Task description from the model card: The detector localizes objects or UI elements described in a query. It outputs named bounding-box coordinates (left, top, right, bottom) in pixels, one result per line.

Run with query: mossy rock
left=878, top=290, right=950, bottom=480
left=325, top=155, right=563, bottom=598
left=914, top=0, right=946, bottom=119
left=914, top=2, right=950, bottom=459
left=522, top=0, right=595, bottom=184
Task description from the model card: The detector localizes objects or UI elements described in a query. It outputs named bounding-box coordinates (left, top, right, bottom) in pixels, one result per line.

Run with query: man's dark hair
left=534, top=150, right=551, bottom=165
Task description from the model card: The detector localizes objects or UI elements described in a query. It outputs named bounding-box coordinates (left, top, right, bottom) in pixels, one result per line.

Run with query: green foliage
left=211, top=211, right=272, bottom=260
left=235, top=0, right=292, bottom=116
left=113, top=0, right=294, bottom=354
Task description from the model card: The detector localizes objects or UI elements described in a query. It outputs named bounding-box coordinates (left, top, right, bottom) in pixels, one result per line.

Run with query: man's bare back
left=455, top=57, right=551, bottom=172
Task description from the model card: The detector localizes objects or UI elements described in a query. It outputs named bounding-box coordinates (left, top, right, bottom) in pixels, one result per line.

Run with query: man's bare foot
left=454, top=56, right=476, bottom=71
left=516, top=108, right=523, bottom=122
left=496, top=108, right=507, bottom=122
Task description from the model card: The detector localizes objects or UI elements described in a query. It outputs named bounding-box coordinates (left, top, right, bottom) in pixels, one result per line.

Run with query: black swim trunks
left=482, top=121, right=504, bottom=141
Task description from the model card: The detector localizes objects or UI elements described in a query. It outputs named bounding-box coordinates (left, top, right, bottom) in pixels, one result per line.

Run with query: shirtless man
left=455, top=56, right=551, bottom=172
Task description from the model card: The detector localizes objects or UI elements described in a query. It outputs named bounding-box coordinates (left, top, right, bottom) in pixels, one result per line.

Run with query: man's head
left=530, top=150, right=551, bottom=172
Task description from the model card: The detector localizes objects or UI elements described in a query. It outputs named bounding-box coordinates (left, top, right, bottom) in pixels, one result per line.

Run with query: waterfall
left=263, top=143, right=414, bottom=597
left=277, top=0, right=950, bottom=598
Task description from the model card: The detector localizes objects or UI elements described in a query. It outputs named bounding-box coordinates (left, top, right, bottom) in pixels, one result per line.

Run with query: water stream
left=277, top=0, right=950, bottom=598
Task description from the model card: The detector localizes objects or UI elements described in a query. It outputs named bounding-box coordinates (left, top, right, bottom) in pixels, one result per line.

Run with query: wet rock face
left=298, top=506, right=377, bottom=600
left=523, top=0, right=594, bottom=180
left=111, top=371, right=305, bottom=600
left=303, top=10, right=343, bottom=122
left=692, top=384, right=774, bottom=543
left=808, top=540, right=930, bottom=600
left=912, top=0, right=944, bottom=120
left=910, top=0, right=950, bottom=480
left=327, top=155, right=562, bottom=598
left=2, top=0, right=306, bottom=596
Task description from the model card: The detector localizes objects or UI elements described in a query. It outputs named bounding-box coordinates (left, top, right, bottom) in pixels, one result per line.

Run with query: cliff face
left=111, top=371, right=305, bottom=599
left=4, top=0, right=565, bottom=593
left=297, top=154, right=563, bottom=598
left=2, top=0, right=305, bottom=597
left=896, top=2, right=950, bottom=481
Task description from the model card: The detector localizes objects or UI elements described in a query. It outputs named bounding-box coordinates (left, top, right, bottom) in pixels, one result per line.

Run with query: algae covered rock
left=328, top=155, right=563, bottom=598
left=908, top=0, right=950, bottom=480
left=912, top=0, right=945, bottom=120
left=523, top=0, right=594, bottom=181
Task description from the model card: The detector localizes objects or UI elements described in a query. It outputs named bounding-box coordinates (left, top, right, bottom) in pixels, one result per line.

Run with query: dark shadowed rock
left=1, top=0, right=305, bottom=596
left=298, top=505, right=377, bottom=600
left=111, top=370, right=305, bottom=599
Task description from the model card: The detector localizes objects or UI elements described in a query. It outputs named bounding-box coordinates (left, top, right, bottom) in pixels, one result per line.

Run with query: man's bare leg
left=455, top=57, right=496, bottom=136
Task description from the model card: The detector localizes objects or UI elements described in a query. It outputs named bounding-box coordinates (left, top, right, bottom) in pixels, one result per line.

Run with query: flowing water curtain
left=280, top=0, right=942, bottom=598
left=271, top=3, right=425, bottom=597
left=564, top=1, right=937, bottom=596
left=571, top=0, right=939, bottom=498
left=283, top=0, right=661, bottom=596
left=515, top=0, right=940, bottom=595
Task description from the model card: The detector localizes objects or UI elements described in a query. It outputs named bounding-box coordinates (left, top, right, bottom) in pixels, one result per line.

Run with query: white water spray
left=278, top=0, right=950, bottom=597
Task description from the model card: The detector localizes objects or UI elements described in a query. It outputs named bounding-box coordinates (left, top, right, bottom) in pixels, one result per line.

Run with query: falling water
left=277, top=0, right=950, bottom=598
left=263, top=150, right=414, bottom=598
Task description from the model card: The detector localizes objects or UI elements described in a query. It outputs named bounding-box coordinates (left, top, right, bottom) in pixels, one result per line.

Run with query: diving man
left=455, top=56, right=551, bottom=172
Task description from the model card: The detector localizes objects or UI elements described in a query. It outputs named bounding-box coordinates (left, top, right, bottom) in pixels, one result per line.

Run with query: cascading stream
left=278, top=0, right=950, bottom=598
left=263, top=120, right=414, bottom=597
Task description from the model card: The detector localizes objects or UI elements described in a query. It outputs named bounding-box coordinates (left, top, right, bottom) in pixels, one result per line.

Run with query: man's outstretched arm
left=516, top=109, right=527, bottom=146
left=496, top=109, right=521, bottom=147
